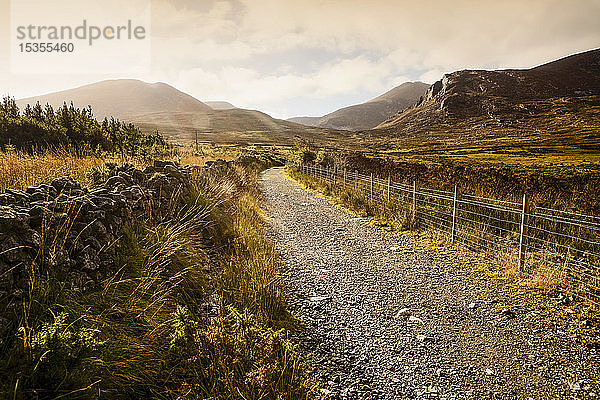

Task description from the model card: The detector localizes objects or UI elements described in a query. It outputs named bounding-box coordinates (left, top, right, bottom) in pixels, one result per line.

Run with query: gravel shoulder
left=260, top=167, right=599, bottom=400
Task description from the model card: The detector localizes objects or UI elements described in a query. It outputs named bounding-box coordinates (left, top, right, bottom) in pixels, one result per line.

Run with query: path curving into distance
left=260, top=167, right=598, bottom=400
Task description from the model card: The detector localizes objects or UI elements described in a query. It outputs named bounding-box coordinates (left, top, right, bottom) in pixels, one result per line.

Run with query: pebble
left=260, top=167, right=600, bottom=400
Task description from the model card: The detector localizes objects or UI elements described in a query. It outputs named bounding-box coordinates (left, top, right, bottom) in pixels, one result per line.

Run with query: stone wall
left=0, top=160, right=196, bottom=309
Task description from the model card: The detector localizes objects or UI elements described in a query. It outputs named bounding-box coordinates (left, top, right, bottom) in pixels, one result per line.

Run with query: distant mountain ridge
left=377, top=48, right=600, bottom=131
left=16, top=79, right=347, bottom=146
left=363, top=48, right=600, bottom=157
left=206, top=101, right=236, bottom=110
left=289, top=82, right=429, bottom=131
left=17, top=79, right=211, bottom=120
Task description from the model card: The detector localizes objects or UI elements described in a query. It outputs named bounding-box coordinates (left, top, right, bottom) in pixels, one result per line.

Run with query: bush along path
left=0, top=158, right=314, bottom=399
left=261, top=167, right=600, bottom=400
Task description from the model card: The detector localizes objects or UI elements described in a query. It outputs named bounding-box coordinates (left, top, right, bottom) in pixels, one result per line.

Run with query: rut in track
left=260, top=167, right=598, bottom=400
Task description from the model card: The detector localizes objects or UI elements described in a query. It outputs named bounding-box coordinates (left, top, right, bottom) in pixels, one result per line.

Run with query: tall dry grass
left=0, top=148, right=107, bottom=191
left=288, top=166, right=598, bottom=304
left=0, top=154, right=313, bottom=399
left=0, top=144, right=240, bottom=193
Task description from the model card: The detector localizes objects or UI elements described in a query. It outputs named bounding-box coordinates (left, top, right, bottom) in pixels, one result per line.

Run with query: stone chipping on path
left=260, top=167, right=599, bottom=400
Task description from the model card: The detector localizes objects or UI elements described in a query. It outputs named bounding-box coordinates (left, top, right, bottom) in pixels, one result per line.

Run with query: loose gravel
left=260, top=167, right=599, bottom=400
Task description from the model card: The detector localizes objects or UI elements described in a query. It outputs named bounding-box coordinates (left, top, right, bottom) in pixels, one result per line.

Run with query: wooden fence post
left=518, top=193, right=529, bottom=271
left=451, top=184, right=459, bottom=243
left=333, top=166, right=337, bottom=185
left=412, top=180, right=417, bottom=223
left=343, top=167, right=346, bottom=185
left=370, top=173, right=374, bottom=200
left=387, top=175, right=391, bottom=202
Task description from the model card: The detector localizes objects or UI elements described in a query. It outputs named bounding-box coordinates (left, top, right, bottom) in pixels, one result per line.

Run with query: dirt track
left=261, top=167, right=598, bottom=400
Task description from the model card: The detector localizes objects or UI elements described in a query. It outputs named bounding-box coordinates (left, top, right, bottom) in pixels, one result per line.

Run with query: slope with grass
left=368, top=49, right=600, bottom=160
left=132, top=107, right=349, bottom=146
left=0, top=154, right=314, bottom=398
left=289, top=82, right=429, bottom=131
left=16, top=79, right=349, bottom=146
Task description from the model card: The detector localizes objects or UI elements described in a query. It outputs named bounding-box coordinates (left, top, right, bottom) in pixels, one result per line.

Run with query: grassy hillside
left=293, top=145, right=600, bottom=216
left=365, top=95, right=600, bottom=172
left=133, top=109, right=350, bottom=146
left=16, top=79, right=350, bottom=147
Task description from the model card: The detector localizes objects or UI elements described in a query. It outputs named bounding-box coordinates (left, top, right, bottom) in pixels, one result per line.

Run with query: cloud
left=418, top=69, right=445, bottom=84
left=1, top=0, right=599, bottom=118
left=176, top=55, right=398, bottom=107
left=153, top=0, right=600, bottom=117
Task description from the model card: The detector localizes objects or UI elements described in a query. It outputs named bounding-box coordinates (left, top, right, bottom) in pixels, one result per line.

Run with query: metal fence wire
left=295, top=163, right=600, bottom=305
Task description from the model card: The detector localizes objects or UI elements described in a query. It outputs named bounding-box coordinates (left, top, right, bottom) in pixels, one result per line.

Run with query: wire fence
left=294, top=163, right=600, bottom=305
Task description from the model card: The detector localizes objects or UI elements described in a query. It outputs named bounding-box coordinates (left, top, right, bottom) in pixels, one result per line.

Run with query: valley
left=2, top=45, right=600, bottom=399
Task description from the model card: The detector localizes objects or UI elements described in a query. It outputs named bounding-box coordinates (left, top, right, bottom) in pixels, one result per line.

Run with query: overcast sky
left=1, top=0, right=599, bottom=119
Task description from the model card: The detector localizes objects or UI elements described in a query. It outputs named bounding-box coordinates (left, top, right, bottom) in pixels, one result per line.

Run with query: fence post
left=518, top=193, right=529, bottom=271
left=451, top=184, right=459, bottom=243
left=370, top=173, right=374, bottom=199
left=387, top=175, right=391, bottom=202
left=343, top=167, right=346, bottom=185
left=412, top=180, right=417, bottom=223
left=333, top=166, right=337, bottom=185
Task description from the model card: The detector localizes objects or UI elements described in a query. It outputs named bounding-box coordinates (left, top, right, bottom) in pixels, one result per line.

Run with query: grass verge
left=0, top=155, right=314, bottom=399
left=287, top=166, right=600, bottom=351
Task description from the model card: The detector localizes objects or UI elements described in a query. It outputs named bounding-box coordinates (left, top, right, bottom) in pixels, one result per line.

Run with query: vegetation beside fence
left=291, top=163, right=600, bottom=305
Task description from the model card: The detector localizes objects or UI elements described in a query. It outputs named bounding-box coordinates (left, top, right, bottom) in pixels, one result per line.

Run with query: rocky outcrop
left=0, top=161, right=197, bottom=310
left=376, top=48, right=600, bottom=130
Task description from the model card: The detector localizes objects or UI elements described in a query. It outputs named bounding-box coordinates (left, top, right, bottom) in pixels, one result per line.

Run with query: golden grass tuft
left=0, top=151, right=313, bottom=399
left=0, top=148, right=107, bottom=191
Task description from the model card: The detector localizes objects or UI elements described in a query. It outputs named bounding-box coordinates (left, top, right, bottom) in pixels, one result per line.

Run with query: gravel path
left=260, top=167, right=599, bottom=400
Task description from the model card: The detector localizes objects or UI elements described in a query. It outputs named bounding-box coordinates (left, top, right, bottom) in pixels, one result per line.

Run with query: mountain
left=377, top=49, right=600, bottom=131
left=129, top=108, right=348, bottom=146
left=17, top=79, right=212, bottom=120
left=206, top=101, right=236, bottom=110
left=369, top=48, right=600, bottom=153
left=289, top=82, right=429, bottom=131
left=288, top=116, right=321, bottom=126
left=16, top=79, right=347, bottom=146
